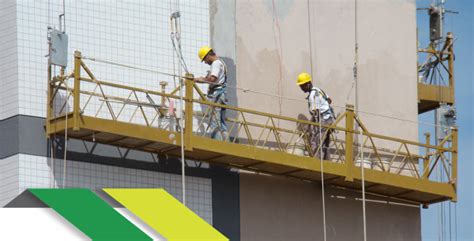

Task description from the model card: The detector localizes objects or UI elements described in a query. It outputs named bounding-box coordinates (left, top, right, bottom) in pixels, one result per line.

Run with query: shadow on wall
left=220, top=56, right=239, bottom=139
left=220, top=56, right=237, bottom=113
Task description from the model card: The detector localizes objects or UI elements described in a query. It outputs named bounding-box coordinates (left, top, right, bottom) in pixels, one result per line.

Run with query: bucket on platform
left=286, top=144, right=306, bottom=156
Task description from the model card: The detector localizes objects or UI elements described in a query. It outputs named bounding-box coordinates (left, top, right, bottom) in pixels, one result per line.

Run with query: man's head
left=198, top=46, right=218, bottom=65
left=297, top=72, right=313, bottom=93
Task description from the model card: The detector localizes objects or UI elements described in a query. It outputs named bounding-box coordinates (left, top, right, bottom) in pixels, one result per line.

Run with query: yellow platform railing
left=46, top=51, right=458, bottom=204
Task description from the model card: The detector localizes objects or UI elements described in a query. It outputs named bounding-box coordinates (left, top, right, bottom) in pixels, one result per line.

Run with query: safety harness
left=207, top=58, right=228, bottom=100
left=308, top=87, right=335, bottom=119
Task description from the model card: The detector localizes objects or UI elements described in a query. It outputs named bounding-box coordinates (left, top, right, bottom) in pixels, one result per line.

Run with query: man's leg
left=217, top=93, right=229, bottom=141
left=321, top=117, right=335, bottom=160
left=219, top=106, right=228, bottom=141
left=209, top=106, right=219, bottom=139
left=309, top=116, right=322, bottom=158
left=210, top=94, right=228, bottom=141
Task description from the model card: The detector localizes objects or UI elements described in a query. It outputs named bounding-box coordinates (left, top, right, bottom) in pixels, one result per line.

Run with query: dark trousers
left=309, top=115, right=334, bottom=160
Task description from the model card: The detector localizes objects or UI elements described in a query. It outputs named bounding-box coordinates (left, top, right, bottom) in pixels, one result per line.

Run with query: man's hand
left=311, top=110, right=320, bottom=119
left=194, top=77, right=205, bottom=83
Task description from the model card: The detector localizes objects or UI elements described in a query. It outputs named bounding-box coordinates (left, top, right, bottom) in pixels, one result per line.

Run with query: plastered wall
left=211, top=0, right=418, bottom=144
left=211, top=1, right=421, bottom=240
left=240, top=173, right=421, bottom=241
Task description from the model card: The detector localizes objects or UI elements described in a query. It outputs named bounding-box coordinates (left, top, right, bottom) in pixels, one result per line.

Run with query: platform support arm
left=184, top=73, right=194, bottom=151
left=345, top=104, right=355, bottom=182
left=423, top=133, right=431, bottom=179
left=73, top=51, right=82, bottom=131
left=451, top=127, right=458, bottom=202
left=447, top=32, right=455, bottom=100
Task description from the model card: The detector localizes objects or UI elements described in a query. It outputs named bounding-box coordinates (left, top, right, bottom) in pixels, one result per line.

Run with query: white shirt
left=307, top=87, right=332, bottom=119
left=210, top=59, right=227, bottom=86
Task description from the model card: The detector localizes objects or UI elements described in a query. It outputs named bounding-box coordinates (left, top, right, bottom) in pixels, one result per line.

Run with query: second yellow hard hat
left=297, top=72, right=312, bottom=86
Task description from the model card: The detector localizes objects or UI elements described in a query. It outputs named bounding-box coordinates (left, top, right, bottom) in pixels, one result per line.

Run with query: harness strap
left=208, top=58, right=228, bottom=93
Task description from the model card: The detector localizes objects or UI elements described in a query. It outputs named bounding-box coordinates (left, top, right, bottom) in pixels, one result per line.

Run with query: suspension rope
left=82, top=56, right=180, bottom=78
left=62, top=67, right=68, bottom=188
left=271, top=0, right=284, bottom=118
left=169, top=0, right=189, bottom=74
left=318, top=108, right=328, bottom=241
left=306, top=0, right=315, bottom=78
left=171, top=36, right=190, bottom=73
left=61, top=0, right=66, bottom=32
left=49, top=67, right=56, bottom=188
left=47, top=0, right=54, bottom=189
left=178, top=76, right=186, bottom=205
left=354, top=0, right=368, bottom=240
left=169, top=0, right=178, bottom=89
left=169, top=0, right=186, bottom=206
left=454, top=201, right=457, bottom=241
left=305, top=0, right=328, bottom=239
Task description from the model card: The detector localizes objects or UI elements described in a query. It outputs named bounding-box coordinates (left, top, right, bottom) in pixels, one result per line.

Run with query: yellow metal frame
left=417, top=32, right=455, bottom=113
left=47, top=51, right=458, bottom=205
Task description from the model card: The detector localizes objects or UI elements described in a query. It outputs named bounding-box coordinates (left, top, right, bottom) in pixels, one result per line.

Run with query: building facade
left=1, top=1, right=423, bottom=240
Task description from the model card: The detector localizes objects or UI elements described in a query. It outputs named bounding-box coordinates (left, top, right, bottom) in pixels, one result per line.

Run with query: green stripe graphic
left=29, top=189, right=152, bottom=241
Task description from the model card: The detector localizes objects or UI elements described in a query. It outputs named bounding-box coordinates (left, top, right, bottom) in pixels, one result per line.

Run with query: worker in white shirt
left=194, top=46, right=228, bottom=141
left=297, top=72, right=335, bottom=160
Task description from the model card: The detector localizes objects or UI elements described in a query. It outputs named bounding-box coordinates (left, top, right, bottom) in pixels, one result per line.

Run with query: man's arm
left=308, top=91, right=320, bottom=117
left=195, top=60, right=222, bottom=84
left=195, top=75, right=218, bottom=84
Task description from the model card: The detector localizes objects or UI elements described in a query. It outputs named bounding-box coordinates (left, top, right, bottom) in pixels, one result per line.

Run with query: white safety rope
left=307, top=0, right=328, bottom=239
left=318, top=108, right=328, bottom=241
left=169, top=0, right=178, bottom=89
left=82, top=56, right=179, bottom=78
left=353, top=0, right=368, bottom=240
left=169, top=0, right=186, bottom=206
left=50, top=66, right=57, bottom=189
left=178, top=73, right=186, bottom=206
left=307, top=0, right=315, bottom=79
left=454, top=201, right=458, bottom=241
left=60, top=0, right=68, bottom=189
left=63, top=68, right=68, bottom=189
left=47, top=0, right=54, bottom=189
left=271, top=0, right=284, bottom=118
left=49, top=138, right=55, bottom=188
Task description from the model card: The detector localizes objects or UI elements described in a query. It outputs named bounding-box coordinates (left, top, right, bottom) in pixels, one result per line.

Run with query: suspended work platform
left=46, top=51, right=458, bottom=206
left=417, top=32, right=456, bottom=114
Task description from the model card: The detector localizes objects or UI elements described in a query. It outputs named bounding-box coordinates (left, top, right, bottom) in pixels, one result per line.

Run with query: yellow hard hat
left=198, top=46, right=213, bottom=61
left=297, top=72, right=312, bottom=86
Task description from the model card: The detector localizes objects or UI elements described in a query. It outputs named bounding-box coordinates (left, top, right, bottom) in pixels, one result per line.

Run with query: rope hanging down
left=169, top=0, right=187, bottom=206
left=305, top=0, right=328, bottom=240
left=63, top=68, right=69, bottom=189
left=170, top=7, right=189, bottom=74
left=353, top=0, right=368, bottom=240
left=318, top=111, right=328, bottom=241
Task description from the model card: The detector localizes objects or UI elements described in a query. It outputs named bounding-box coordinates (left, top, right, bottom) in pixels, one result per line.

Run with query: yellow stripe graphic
left=104, top=188, right=228, bottom=241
